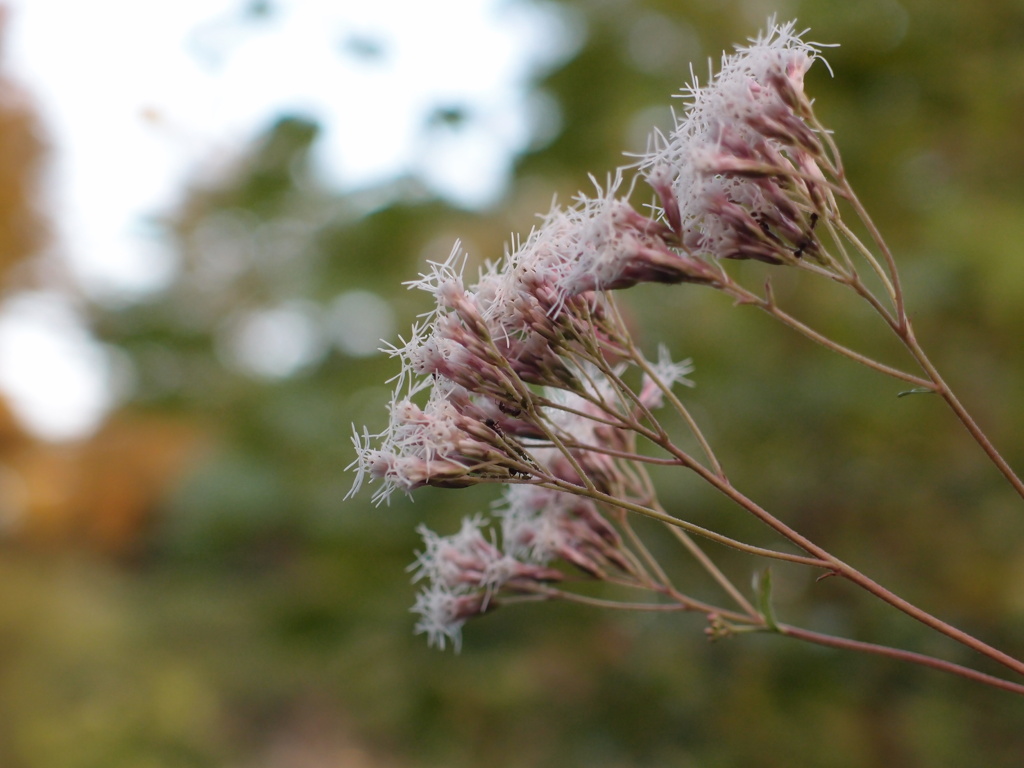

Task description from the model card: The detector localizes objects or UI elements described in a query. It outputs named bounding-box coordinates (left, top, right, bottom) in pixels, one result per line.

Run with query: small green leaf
left=755, top=568, right=779, bottom=631
left=897, top=387, right=935, bottom=398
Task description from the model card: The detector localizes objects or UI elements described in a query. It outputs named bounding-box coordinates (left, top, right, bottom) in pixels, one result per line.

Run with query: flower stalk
left=347, top=18, right=1024, bottom=694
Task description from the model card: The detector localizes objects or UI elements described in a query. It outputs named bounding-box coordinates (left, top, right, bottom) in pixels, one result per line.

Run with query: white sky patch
left=5, top=0, right=573, bottom=299
left=219, top=301, right=327, bottom=379
left=0, top=294, right=115, bottom=441
left=0, top=0, right=575, bottom=440
left=328, top=289, right=396, bottom=358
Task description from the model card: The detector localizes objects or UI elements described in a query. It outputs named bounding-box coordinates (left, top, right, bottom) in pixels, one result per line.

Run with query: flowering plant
left=348, top=19, right=1024, bottom=694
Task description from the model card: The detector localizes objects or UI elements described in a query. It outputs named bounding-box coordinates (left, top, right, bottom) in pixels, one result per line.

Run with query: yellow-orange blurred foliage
left=0, top=10, right=203, bottom=556
left=0, top=400, right=204, bottom=555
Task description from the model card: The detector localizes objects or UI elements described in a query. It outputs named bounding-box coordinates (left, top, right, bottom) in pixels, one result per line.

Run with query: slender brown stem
left=841, top=269, right=900, bottom=330
left=778, top=623, right=1024, bottom=695
left=682, top=459, right=1024, bottom=678
left=520, top=583, right=752, bottom=624
left=831, top=184, right=1024, bottom=500
left=541, top=478, right=831, bottom=568
left=636, top=380, right=1024, bottom=677
left=536, top=440, right=681, bottom=466
left=621, top=329, right=725, bottom=478
left=626, top=458, right=758, bottom=618
left=616, top=508, right=674, bottom=587
left=664, top=521, right=759, bottom=618
left=898, top=327, right=1024, bottom=502
left=836, top=184, right=906, bottom=323
left=726, top=282, right=934, bottom=390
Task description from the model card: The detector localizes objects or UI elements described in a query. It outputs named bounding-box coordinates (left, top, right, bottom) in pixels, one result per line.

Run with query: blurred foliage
left=4, top=0, right=1024, bottom=765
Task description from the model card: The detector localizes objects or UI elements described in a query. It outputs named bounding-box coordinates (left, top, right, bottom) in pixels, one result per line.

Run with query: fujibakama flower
left=405, top=242, right=493, bottom=343
left=352, top=19, right=825, bottom=512
left=640, top=18, right=829, bottom=265
left=554, top=176, right=723, bottom=297
left=410, top=515, right=564, bottom=650
left=484, top=221, right=575, bottom=330
left=347, top=382, right=539, bottom=505
left=347, top=423, right=482, bottom=506
left=412, top=517, right=503, bottom=591
left=394, top=240, right=585, bottom=403
left=411, top=582, right=492, bottom=652
left=412, top=515, right=564, bottom=594
left=393, top=245, right=511, bottom=399
left=497, top=484, right=629, bottom=576
left=639, top=345, right=695, bottom=409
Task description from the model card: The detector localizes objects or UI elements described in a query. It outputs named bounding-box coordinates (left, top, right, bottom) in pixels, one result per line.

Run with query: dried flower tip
left=411, top=517, right=507, bottom=591
left=411, top=583, right=493, bottom=652
left=640, top=345, right=695, bottom=409
left=351, top=386, right=544, bottom=505
left=498, top=484, right=627, bottom=577
left=638, top=18, right=830, bottom=266
left=412, top=516, right=565, bottom=598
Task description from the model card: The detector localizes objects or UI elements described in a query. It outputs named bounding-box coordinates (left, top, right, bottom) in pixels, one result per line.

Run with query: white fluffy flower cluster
left=409, top=514, right=564, bottom=650
left=350, top=18, right=830, bottom=650
left=640, top=19, right=828, bottom=264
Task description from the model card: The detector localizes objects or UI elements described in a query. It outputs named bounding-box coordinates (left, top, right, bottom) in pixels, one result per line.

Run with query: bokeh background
left=2, top=0, right=1024, bottom=765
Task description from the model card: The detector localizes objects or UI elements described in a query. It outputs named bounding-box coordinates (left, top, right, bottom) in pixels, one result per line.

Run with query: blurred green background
left=3, top=0, right=1024, bottom=765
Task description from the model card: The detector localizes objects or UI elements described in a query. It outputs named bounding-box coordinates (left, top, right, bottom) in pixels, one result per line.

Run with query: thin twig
left=681, top=459, right=1024, bottom=679
left=778, top=623, right=1024, bottom=696
left=540, top=478, right=831, bottom=569
left=897, top=331, right=1024, bottom=502
left=726, top=281, right=934, bottom=389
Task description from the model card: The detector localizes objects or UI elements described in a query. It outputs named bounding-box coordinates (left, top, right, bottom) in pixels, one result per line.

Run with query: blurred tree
left=0, top=6, right=47, bottom=279
left=3, top=1, right=1024, bottom=766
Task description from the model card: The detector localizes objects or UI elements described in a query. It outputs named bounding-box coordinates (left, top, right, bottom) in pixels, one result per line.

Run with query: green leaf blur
left=3, top=1, right=1024, bottom=766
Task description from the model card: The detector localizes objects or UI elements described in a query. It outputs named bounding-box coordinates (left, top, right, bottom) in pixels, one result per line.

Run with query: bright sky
left=0, top=0, right=572, bottom=440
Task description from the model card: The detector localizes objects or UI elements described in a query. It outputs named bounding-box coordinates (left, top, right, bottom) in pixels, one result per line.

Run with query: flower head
left=411, top=583, right=491, bottom=652
left=640, top=18, right=829, bottom=265
left=554, top=175, right=721, bottom=297
left=498, top=484, right=627, bottom=576
left=639, top=345, right=695, bottom=409
left=347, top=382, right=535, bottom=505
left=411, top=515, right=518, bottom=594
left=410, top=514, right=564, bottom=650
